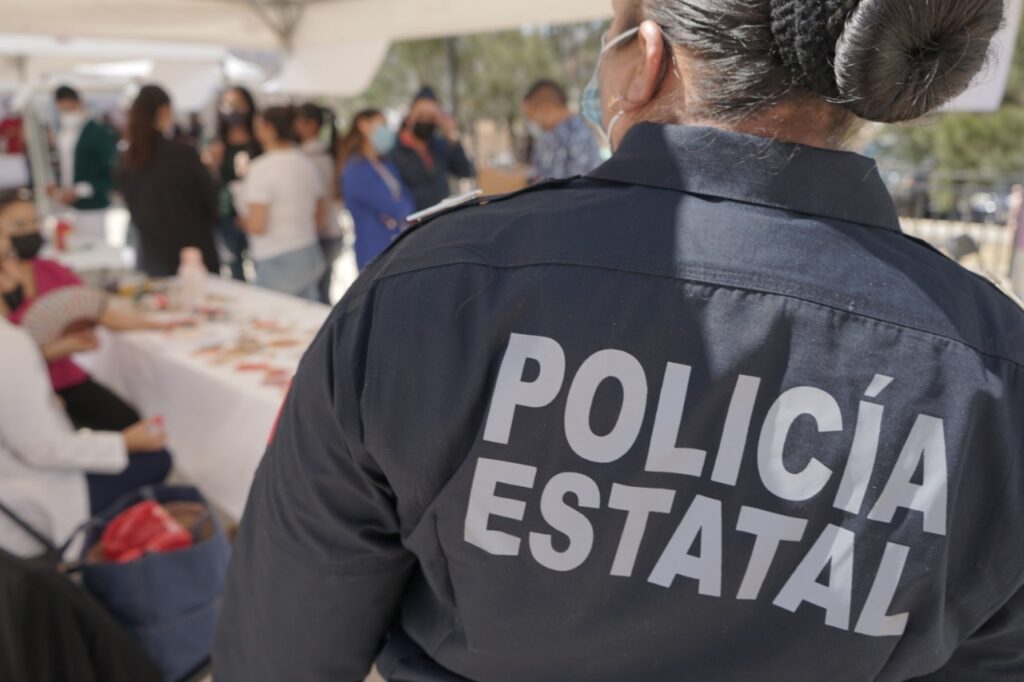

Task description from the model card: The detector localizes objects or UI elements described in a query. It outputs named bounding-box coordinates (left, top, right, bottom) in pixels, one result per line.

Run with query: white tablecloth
left=78, top=278, right=331, bottom=520
left=43, top=243, right=136, bottom=274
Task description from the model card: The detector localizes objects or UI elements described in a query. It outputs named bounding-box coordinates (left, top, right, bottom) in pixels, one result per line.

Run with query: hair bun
left=834, top=0, right=1005, bottom=123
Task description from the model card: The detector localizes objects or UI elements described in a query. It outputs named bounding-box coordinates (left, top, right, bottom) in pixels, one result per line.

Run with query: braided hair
left=645, top=0, right=1004, bottom=124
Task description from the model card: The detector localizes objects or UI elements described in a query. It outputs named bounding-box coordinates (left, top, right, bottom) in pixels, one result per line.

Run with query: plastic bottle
left=177, top=247, right=206, bottom=313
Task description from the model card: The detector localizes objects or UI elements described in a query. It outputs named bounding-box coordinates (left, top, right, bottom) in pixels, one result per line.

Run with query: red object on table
left=100, top=500, right=193, bottom=564
left=55, top=219, right=73, bottom=252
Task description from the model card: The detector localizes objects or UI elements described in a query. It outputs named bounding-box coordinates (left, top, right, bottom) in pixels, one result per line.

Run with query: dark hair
left=217, top=86, right=257, bottom=140
left=0, top=188, right=32, bottom=215
left=337, top=109, right=383, bottom=166
left=645, top=0, right=1004, bottom=124
left=55, top=85, right=80, bottom=103
left=524, top=79, right=569, bottom=106
left=413, top=85, right=439, bottom=104
left=260, top=106, right=297, bottom=142
left=297, top=103, right=325, bottom=129
left=124, top=84, right=171, bottom=173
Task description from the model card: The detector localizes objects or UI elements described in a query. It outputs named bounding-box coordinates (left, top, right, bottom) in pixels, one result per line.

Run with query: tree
left=874, top=5, right=1024, bottom=184
left=331, top=23, right=604, bottom=134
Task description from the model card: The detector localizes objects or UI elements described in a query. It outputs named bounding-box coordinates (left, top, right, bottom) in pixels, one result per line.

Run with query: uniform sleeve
left=915, top=584, right=1024, bottom=681
left=0, top=329, right=128, bottom=474
left=214, top=302, right=416, bottom=682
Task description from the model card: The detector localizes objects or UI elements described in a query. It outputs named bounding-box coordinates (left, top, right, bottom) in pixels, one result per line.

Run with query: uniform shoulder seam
left=369, top=259, right=1024, bottom=372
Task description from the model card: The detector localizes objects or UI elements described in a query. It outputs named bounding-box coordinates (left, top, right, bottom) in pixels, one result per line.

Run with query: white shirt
left=0, top=320, right=127, bottom=557
left=244, top=147, right=325, bottom=261
left=301, top=139, right=343, bottom=239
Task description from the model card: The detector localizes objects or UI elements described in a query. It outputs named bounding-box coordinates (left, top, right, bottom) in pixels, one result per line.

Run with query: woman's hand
left=41, top=329, right=99, bottom=361
left=122, top=418, right=167, bottom=454
left=203, top=141, right=225, bottom=174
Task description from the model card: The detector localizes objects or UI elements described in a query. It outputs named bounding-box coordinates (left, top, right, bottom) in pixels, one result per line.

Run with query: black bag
left=0, top=540, right=164, bottom=682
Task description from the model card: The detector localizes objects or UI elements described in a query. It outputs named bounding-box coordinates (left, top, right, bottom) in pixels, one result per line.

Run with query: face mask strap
left=601, top=26, right=641, bottom=55
left=606, top=25, right=677, bottom=151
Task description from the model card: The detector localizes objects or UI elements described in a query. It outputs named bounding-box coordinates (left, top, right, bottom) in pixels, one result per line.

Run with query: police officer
left=216, top=0, right=1020, bottom=680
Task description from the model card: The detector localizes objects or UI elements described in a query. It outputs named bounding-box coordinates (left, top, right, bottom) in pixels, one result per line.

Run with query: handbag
left=78, top=485, right=231, bottom=682
left=0, top=485, right=229, bottom=682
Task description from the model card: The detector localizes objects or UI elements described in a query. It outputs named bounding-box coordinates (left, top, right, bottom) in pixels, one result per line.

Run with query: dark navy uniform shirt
left=215, top=124, right=1024, bottom=682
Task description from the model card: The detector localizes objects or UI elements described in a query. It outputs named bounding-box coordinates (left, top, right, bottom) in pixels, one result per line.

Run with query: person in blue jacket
left=339, top=110, right=415, bottom=271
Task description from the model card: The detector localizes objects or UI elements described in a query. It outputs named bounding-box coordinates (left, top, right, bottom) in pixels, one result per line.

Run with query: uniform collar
left=588, top=123, right=901, bottom=232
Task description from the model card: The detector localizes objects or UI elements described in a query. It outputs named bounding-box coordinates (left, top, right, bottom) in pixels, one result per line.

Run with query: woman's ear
left=623, top=20, right=668, bottom=113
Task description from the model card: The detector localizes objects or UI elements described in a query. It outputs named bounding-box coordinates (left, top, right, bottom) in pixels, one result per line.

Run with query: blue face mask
left=371, top=125, right=397, bottom=155
left=581, top=27, right=641, bottom=138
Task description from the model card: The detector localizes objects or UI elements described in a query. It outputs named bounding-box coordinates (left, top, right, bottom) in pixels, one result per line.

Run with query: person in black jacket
left=391, top=87, right=475, bottom=211
left=118, top=85, right=220, bottom=278
left=0, top=550, right=163, bottom=682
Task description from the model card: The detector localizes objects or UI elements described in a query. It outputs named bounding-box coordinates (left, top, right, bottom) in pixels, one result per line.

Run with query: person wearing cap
left=217, top=1, right=1022, bottom=680
left=392, top=86, right=475, bottom=211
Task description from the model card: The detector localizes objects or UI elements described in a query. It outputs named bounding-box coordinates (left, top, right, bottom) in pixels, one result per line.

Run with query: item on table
left=236, top=362, right=271, bottom=373
left=192, top=343, right=225, bottom=356
left=20, top=285, right=109, bottom=346
left=139, top=292, right=170, bottom=312
left=251, top=319, right=291, bottom=334
left=177, top=247, right=207, bottom=313
left=54, top=218, right=73, bottom=252
left=266, top=338, right=302, bottom=349
left=263, top=369, right=293, bottom=388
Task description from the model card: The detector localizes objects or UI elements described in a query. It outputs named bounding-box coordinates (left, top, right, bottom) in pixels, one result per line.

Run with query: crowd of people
left=0, top=74, right=604, bottom=584
left=0, top=74, right=603, bottom=678
left=28, top=79, right=604, bottom=304
left=3, top=0, right=1024, bottom=678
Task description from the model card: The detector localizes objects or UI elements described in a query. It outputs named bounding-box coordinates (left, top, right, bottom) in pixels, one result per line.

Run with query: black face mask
left=413, top=121, right=438, bottom=141
left=11, top=233, right=44, bottom=261
left=2, top=284, right=24, bottom=312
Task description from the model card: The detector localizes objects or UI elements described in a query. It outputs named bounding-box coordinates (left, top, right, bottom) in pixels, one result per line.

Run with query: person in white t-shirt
left=295, top=103, right=345, bottom=304
left=241, top=106, right=326, bottom=300
left=0, top=317, right=167, bottom=558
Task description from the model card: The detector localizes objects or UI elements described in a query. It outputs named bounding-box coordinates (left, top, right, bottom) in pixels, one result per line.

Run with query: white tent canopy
left=0, top=0, right=611, bottom=97
left=0, top=0, right=1018, bottom=106
left=0, top=0, right=613, bottom=49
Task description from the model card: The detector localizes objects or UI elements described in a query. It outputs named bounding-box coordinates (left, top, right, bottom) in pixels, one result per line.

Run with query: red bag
left=100, top=500, right=193, bottom=564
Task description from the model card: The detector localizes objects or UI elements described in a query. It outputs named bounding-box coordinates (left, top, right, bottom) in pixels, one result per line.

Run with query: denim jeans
left=254, top=244, right=326, bottom=301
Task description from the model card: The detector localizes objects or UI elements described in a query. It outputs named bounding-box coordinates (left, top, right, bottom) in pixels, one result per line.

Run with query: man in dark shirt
left=391, top=87, right=475, bottom=211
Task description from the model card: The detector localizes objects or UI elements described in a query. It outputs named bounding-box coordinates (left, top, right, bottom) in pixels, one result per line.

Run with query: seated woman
left=0, top=316, right=170, bottom=558
left=338, top=109, right=416, bottom=271
left=0, top=190, right=168, bottom=434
